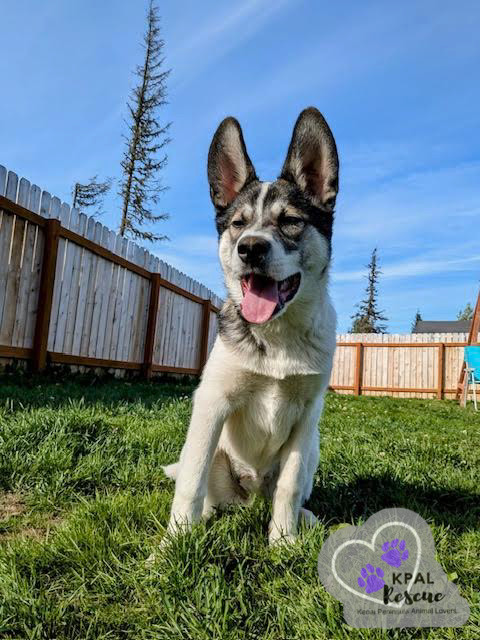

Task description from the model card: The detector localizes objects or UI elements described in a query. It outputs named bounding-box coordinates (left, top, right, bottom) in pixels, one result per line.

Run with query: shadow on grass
left=309, top=474, right=480, bottom=533
left=0, top=371, right=196, bottom=411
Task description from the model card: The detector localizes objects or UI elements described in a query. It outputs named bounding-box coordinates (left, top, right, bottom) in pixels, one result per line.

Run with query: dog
left=164, top=107, right=339, bottom=544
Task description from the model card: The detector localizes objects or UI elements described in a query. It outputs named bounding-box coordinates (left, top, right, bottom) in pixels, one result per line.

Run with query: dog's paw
left=168, top=495, right=203, bottom=530
left=269, top=531, right=297, bottom=546
left=268, top=521, right=296, bottom=546
left=166, top=515, right=193, bottom=538
left=299, top=507, right=319, bottom=527
left=201, top=503, right=215, bottom=520
left=146, top=519, right=188, bottom=562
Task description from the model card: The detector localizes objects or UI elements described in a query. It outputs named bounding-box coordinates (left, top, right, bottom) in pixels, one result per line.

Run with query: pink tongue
left=241, top=275, right=279, bottom=324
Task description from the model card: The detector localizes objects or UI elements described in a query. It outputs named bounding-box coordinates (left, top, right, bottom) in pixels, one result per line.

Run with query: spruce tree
left=119, top=1, right=171, bottom=242
left=350, top=248, right=388, bottom=333
left=457, top=303, right=474, bottom=321
left=411, top=309, right=422, bottom=332
left=71, top=176, right=111, bottom=217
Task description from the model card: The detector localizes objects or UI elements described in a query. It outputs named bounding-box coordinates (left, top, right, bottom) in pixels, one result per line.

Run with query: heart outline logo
left=331, top=521, right=422, bottom=609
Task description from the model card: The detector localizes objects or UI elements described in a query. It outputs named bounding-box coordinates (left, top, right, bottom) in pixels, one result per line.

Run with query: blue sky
left=2, top=0, right=479, bottom=332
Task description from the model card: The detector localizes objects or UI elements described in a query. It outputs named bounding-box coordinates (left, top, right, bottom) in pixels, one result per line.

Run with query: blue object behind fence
left=465, top=347, right=480, bottom=382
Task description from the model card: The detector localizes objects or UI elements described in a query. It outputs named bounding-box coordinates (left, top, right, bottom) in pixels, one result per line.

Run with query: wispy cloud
left=333, top=253, right=480, bottom=283
left=335, top=160, right=480, bottom=246
left=168, top=0, right=293, bottom=89
left=210, top=1, right=448, bottom=117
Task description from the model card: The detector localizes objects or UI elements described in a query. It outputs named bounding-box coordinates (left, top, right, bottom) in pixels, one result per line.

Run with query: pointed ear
left=280, top=107, right=339, bottom=210
left=208, top=117, right=257, bottom=210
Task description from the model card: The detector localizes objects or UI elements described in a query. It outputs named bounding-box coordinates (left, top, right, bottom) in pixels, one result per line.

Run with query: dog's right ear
left=208, top=117, right=257, bottom=210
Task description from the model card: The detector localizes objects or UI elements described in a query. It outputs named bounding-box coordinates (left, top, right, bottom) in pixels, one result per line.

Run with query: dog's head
left=208, top=107, right=338, bottom=325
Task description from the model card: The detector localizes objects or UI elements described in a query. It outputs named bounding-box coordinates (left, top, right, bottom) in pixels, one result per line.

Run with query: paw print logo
left=357, top=564, right=385, bottom=594
left=381, top=538, right=409, bottom=568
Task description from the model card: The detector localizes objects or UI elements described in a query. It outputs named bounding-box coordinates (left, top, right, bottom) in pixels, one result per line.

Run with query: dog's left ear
left=208, top=117, right=257, bottom=210
left=280, top=107, right=339, bottom=210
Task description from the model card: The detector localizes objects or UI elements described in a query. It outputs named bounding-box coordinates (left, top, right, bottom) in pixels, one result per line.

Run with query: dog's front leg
left=269, top=399, right=323, bottom=545
left=167, top=382, right=231, bottom=536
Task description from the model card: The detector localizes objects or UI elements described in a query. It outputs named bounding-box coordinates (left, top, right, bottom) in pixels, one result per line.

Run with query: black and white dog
left=164, top=108, right=339, bottom=544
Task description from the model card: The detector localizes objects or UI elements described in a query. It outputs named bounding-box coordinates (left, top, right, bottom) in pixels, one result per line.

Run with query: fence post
left=31, top=218, right=60, bottom=372
left=198, top=299, right=211, bottom=373
left=437, top=343, right=445, bottom=400
left=354, top=343, right=364, bottom=395
left=142, top=274, right=161, bottom=379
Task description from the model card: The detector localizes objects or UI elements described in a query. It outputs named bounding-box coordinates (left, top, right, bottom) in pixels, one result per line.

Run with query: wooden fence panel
left=0, top=164, right=223, bottom=373
left=0, top=174, right=45, bottom=350
left=331, top=333, right=469, bottom=398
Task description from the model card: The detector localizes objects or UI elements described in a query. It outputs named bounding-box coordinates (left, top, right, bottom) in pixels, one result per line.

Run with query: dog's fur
left=164, top=107, right=339, bottom=544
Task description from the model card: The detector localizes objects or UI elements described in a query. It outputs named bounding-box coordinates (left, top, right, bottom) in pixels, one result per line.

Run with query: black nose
left=238, top=236, right=271, bottom=265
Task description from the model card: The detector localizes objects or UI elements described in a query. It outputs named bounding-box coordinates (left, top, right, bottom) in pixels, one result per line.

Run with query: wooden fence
left=0, top=165, right=223, bottom=376
left=330, top=333, right=471, bottom=399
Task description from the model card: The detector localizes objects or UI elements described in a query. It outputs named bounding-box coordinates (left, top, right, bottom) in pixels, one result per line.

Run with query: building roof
left=412, top=320, right=471, bottom=334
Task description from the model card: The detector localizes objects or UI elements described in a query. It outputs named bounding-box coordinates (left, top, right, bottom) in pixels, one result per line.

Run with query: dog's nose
left=238, top=236, right=271, bottom=265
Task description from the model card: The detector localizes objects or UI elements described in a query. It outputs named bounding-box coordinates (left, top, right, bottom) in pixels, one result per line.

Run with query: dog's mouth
left=240, top=273, right=301, bottom=324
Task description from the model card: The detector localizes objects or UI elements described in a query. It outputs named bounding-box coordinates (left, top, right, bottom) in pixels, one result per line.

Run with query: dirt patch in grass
left=0, top=515, right=63, bottom=543
left=0, top=492, right=26, bottom=520
left=0, top=494, right=63, bottom=542
left=1, top=526, right=43, bottom=542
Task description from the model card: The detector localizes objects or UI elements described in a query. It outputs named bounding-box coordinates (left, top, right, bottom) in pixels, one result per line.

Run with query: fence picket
left=0, top=172, right=19, bottom=338
left=95, top=229, right=116, bottom=358
left=88, top=224, right=109, bottom=357
left=0, top=165, right=6, bottom=195
left=12, top=178, right=34, bottom=346
left=48, top=202, right=71, bottom=350
left=23, top=185, right=43, bottom=349
left=64, top=211, right=86, bottom=354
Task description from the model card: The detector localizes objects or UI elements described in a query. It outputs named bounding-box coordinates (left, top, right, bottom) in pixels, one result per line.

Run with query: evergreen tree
left=350, top=248, right=388, bottom=333
left=411, top=309, right=422, bottom=332
left=71, top=176, right=112, bottom=217
left=457, top=303, right=474, bottom=321
left=119, top=1, right=171, bottom=242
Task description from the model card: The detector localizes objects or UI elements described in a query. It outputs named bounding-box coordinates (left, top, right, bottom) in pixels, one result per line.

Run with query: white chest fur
left=218, top=371, right=326, bottom=476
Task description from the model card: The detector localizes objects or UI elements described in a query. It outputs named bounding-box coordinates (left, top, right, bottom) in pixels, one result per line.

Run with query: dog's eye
left=324, top=196, right=336, bottom=210
left=280, top=215, right=304, bottom=229
left=232, top=219, right=245, bottom=228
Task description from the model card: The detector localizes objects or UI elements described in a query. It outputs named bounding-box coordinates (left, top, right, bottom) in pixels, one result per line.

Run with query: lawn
left=0, top=373, right=478, bottom=639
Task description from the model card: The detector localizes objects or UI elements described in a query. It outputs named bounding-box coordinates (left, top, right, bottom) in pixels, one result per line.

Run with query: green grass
left=0, top=372, right=478, bottom=639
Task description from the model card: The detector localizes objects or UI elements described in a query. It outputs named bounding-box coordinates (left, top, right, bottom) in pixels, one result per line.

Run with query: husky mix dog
left=164, top=107, right=339, bottom=544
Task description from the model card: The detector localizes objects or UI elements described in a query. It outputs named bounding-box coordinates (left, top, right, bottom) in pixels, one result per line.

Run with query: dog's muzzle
left=237, top=236, right=271, bottom=268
